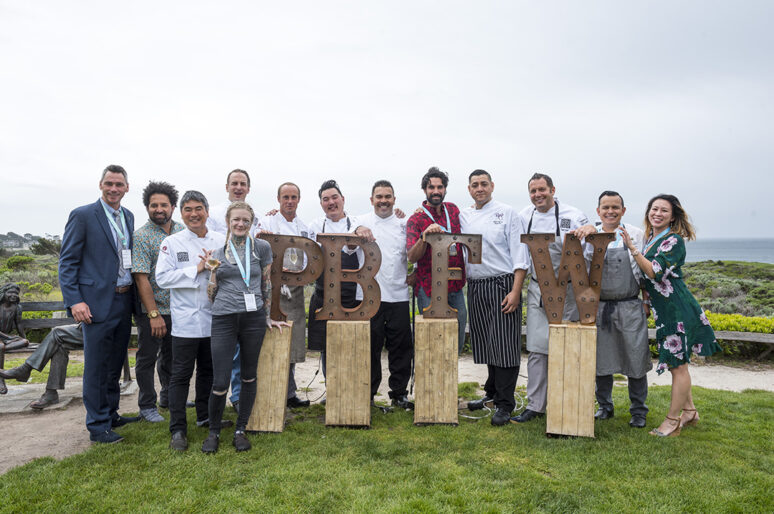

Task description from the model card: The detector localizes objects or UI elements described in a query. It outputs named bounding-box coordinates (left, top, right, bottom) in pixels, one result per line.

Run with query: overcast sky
left=1, top=1, right=771, bottom=239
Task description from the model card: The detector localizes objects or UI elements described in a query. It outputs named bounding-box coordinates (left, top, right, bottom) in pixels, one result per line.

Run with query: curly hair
left=421, top=167, right=448, bottom=190
left=142, top=181, right=179, bottom=208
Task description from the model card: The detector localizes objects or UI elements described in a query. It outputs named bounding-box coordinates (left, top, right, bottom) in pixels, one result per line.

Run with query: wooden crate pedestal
left=246, top=321, right=293, bottom=433
left=413, top=316, right=458, bottom=425
left=325, top=321, right=371, bottom=427
left=546, top=323, right=597, bottom=438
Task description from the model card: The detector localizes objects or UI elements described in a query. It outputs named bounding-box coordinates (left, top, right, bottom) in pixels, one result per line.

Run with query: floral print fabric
left=643, top=233, right=721, bottom=374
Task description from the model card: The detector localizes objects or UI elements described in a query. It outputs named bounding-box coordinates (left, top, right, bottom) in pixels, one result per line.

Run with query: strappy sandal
left=680, top=408, right=699, bottom=428
left=649, top=415, right=681, bottom=437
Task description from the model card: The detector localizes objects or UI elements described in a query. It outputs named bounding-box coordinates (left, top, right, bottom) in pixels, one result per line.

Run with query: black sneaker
left=287, top=396, right=311, bottom=408
left=169, top=431, right=188, bottom=451
left=491, top=408, right=512, bottom=426
left=233, top=431, right=251, bottom=452
left=201, top=434, right=219, bottom=454
left=391, top=395, right=415, bottom=410
left=467, top=396, right=494, bottom=411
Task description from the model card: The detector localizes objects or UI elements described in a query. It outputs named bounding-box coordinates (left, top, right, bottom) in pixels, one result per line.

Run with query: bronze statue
left=0, top=283, right=30, bottom=394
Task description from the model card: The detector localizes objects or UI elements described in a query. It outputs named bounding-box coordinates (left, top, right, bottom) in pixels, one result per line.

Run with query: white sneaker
left=140, top=408, right=165, bottom=423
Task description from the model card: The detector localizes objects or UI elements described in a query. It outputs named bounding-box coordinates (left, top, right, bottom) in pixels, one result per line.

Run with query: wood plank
left=20, top=301, right=67, bottom=311
left=325, top=321, right=371, bottom=427
left=21, top=318, right=75, bottom=329
left=414, top=316, right=458, bottom=425
left=246, top=321, right=292, bottom=433
left=576, top=324, right=597, bottom=438
left=546, top=325, right=565, bottom=434
left=562, top=325, right=581, bottom=435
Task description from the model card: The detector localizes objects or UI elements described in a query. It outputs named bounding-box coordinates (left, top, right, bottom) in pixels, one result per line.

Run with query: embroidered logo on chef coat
left=160, top=245, right=169, bottom=254
left=177, top=252, right=189, bottom=262
left=560, top=217, right=571, bottom=230
left=493, top=212, right=504, bottom=224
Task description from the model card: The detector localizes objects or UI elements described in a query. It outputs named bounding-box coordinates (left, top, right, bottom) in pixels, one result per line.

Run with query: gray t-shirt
left=211, top=238, right=273, bottom=316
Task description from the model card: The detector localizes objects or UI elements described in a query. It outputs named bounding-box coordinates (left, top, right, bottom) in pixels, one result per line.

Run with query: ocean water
left=685, top=238, right=774, bottom=264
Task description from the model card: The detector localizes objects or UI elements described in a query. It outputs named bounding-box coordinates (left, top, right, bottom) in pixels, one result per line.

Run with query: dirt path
left=1, top=351, right=772, bottom=475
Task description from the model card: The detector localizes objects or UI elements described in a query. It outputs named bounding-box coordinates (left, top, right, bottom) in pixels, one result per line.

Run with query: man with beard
left=256, top=182, right=311, bottom=408
left=406, top=167, right=467, bottom=353
left=131, top=181, right=184, bottom=422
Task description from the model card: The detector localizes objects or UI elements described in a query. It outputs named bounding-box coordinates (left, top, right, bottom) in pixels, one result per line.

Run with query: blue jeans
left=416, top=289, right=467, bottom=354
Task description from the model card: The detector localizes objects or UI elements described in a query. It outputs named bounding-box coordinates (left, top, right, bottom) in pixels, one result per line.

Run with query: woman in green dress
left=621, top=194, right=720, bottom=437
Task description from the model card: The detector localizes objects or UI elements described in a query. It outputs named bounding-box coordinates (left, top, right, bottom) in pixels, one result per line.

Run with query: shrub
left=4, top=255, right=35, bottom=270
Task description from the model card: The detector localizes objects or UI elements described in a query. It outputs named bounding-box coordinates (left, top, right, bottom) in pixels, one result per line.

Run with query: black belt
left=600, top=295, right=639, bottom=330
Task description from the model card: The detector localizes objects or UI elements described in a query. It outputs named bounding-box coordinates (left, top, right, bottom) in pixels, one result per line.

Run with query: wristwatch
left=147, top=310, right=160, bottom=319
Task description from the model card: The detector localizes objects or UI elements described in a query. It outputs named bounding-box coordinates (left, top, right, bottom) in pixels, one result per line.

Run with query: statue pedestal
left=246, top=321, right=292, bottom=433
left=546, top=322, right=597, bottom=438
left=325, top=321, right=371, bottom=427
left=413, top=316, right=458, bottom=426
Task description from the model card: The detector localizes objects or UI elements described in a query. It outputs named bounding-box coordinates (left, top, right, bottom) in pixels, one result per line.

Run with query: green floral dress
left=642, top=232, right=721, bottom=374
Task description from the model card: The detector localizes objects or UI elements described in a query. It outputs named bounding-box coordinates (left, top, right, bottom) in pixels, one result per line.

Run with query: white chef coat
left=155, top=228, right=227, bottom=338
left=587, top=222, right=645, bottom=280
left=461, top=200, right=530, bottom=280
left=206, top=200, right=260, bottom=238
left=309, top=214, right=363, bottom=299
left=355, top=211, right=410, bottom=302
left=518, top=199, right=590, bottom=276
left=257, top=212, right=311, bottom=269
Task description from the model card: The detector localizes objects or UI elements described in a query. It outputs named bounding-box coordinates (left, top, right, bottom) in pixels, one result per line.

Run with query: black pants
left=209, top=310, right=266, bottom=433
left=482, top=364, right=519, bottom=412
left=596, top=374, right=648, bottom=418
left=168, top=336, right=212, bottom=435
left=134, top=314, right=173, bottom=410
left=370, top=301, right=413, bottom=399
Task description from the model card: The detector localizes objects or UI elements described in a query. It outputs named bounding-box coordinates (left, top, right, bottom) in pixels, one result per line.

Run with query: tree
left=30, top=238, right=62, bottom=257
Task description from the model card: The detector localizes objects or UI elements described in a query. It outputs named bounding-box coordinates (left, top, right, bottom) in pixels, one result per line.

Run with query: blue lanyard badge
left=102, top=205, right=129, bottom=248
left=421, top=204, right=451, bottom=232
left=645, top=227, right=671, bottom=254
left=229, top=238, right=251, bottom=289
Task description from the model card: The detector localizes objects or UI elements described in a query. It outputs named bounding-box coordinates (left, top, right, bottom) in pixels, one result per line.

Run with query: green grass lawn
left=1, top=386, right=772, bottom=512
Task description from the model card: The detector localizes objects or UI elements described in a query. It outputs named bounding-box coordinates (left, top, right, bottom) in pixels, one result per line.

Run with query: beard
left=151, top=213, right=171, bottom=226
left=426, top=193, right=444, bottom=206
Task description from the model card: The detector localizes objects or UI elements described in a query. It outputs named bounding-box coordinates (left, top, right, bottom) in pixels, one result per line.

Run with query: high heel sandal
left=680, top=408, right=699, bottom=428
left=649, top=415, right=681, bottom=437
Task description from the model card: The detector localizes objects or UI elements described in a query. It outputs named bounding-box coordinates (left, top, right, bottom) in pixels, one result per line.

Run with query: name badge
left=121, top=249, right=133, bottom=269
left=449, top=244, right=458, bottom=257
left=244, top=293, right=258, bottom=312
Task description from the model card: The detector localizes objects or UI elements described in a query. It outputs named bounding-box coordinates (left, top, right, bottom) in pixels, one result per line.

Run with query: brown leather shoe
left=30, top=390, right=60, bottom=410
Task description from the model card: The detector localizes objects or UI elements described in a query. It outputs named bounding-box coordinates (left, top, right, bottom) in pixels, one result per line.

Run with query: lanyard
left=421, top=204, right=451, bottom=232
left=645, top=227, right=671, bottom=254
left=527, top=201, right=560, bottom=236
left=229, top=237, right=251, bottom=288
left=102, top=204, right=129, bottom=248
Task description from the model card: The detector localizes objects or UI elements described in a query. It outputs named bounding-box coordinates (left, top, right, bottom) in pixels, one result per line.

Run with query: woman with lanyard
left=620, top=194, right=720, bottom=437
left=203, top=201, right=288, bottom=453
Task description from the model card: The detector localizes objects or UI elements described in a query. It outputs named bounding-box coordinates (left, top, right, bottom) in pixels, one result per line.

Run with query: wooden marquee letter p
left=258, top=234, right=324, bottom=321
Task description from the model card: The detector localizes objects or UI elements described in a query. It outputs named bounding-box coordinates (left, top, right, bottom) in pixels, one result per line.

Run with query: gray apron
left=595, top=245, right=652, bottom=378
left=525, top=234, right=580, bottom=354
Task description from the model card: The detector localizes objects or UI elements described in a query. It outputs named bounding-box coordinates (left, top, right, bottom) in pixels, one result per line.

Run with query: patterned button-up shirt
left=406, top=201, right=466, bottom=296
left=132, top=219, right=184, bottom=314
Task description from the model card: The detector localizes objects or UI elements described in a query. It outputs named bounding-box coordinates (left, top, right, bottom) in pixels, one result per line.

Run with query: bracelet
left=642, top=300, right=651, bottom=306
left=630, top=249, right=640, bottom=257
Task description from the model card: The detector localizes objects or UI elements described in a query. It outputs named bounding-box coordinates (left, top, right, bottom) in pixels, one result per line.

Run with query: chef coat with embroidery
left=155, top=228, right=226, bottom=338
left=460, top=200, right=529, bottom=279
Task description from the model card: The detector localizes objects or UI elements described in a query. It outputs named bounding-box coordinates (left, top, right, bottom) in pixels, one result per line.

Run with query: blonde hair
left=643, top=194, right=696, bottom=241
left=224, top=201, right=256, bottom=250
